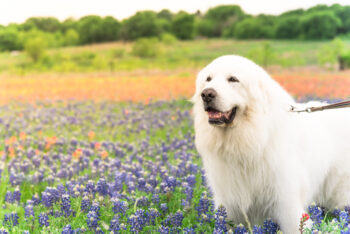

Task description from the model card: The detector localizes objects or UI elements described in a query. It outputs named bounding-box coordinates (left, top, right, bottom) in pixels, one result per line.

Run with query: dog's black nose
left=201, top=88, right=217, bottom=103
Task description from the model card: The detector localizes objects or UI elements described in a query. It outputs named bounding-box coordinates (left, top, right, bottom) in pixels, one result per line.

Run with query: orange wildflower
left=19, top=132, right=26, bottom=140
left=94, top=142, right=101, bottom=150
left=100, top=151, right=109, bottom=159
left=9, top=147, right=15, bottom=158
left=88, top=131, right=95, bottom=141
left=72, top=148, right=83, bottom=160
left=45, top=136, right=57, bottom=150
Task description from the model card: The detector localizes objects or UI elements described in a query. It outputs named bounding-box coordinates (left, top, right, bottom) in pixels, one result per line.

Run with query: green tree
left=0, top=29, right=22, bottom=51
left=198, top=5, right=245, bottom=37
left=157, top=9, right=173, bottom=21
left=77, top=15, right=120, bottom=44
left=172, top=12, right=195, bottom=40
left=300, top=11, right=341, bottom=39
left=120, top=11, right=161, bottom=40
left=233, top=17, right=274, bottom=39
left=25, top=17, right=61, bottom=32
left=25, top=37, right=47, bottom=62
left=61, top=18, right=77, bottom=33
left=275, top=16, right=301, bottom=39
left=101, top=16, right=121, bottom=41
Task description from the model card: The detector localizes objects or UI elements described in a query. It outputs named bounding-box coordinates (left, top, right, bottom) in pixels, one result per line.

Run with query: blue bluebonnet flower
left=42, top=192, right=53, bottom=208
left=185, top=174, right=196, bottom=187
left=5, top=191, right=13, bottom=204
left=3, top=212, right=19, bottom=227
left=112, top=199, right=128, bottom=215
left=146, top=208, right=160, bottom=225
left=263, top=218, right=279, bottom=233
left=158, top=225, right=170, bottom=234
left=85, top=180, right=96, bottom=194
left=308, top=203, right=324, bottom=226
left=163, top=210, right=184, bottom=228
left=214, top=205, right=227, bottom=233
left=61, top=193, right=72, bottom=217
left=333, top=208, right=341, bottom=217
left=81, top=196, right=91, bottom=212
left=96, top=178, right=108, bottom=196
left=24, top=203, right=34, bottom=218
left=62, top=224, right=74, bottom=234
left=339, top=211, right=350, bottom=223
left=173, top=211, right=184, bottom=227
left=13, top=187, right=21, bottom=203
left=128, top=209, right=147, bottom=233
left=90, top=201, right=100, bottom=217
left=38, top=213, right=49, bottom=227
left=137, top=196, right=149, bottom=207
left=160, top=203, right=168, bottom=214
left=32, top=193, right=40, bottom=205
left=234, top=224, right=248, bottom=234
left=252, top=225, right=263, bottom=234
left=183, top=182, right=193, bottom=202
left=0, top=227, right=9, bottom=234
left=110, top=215, right=121, bottom=232
left=196, top=192, right=212, bottom=218
left=95, top=227, right=104, bottom=234
left=183, top=227, right=196, bottom=234
left=152, top=194, right=159, bottom=204
left=86, top=211, right=99, bottom=230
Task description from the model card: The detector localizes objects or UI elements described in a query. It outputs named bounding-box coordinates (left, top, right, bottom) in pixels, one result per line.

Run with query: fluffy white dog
left=192, top=55, right=350, bottom=233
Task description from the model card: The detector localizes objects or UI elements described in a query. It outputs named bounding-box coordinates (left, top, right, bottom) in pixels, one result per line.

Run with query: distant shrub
left=71, top=51, right=96, bottom=67
left=63, top=29, right=79, bottom=46
left=132, top=38, right=159, bottom=58
left=339, top=51, right=350, bottom=70
left=111, top=48, right=126, bottom=58
left=92, top=55, right=108, bottom=69
left=247, top=42, right=275, bottom=67
left=25, top=37, right=47, bottom=62
left=317, top=38, right=344, bottom=69
left=161, top=33, right=177, bottom=44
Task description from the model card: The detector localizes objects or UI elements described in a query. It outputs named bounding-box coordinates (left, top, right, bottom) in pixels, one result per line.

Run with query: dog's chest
left=202, top=150, right=276, bottom=223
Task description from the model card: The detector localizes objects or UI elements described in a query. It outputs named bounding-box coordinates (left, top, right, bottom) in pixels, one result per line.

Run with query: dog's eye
left=206, top=76, right=212, bottom=82
left=228, top=76, right=239, bottom=82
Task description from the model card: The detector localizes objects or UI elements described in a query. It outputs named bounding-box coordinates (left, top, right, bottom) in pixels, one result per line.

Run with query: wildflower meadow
left=1, top=30, right=350, bottom=234
left=1, top=94, right=350, bottom=233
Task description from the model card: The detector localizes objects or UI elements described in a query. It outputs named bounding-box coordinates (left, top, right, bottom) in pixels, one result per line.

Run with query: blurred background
left=1, top=0, right=350, bottom=102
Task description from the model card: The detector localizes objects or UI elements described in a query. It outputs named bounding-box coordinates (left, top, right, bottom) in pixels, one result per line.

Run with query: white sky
left=1, top=0, right=350, bottom=25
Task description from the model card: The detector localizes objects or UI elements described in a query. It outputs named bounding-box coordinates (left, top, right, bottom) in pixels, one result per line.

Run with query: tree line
left=1, top=4, right=350, bottom=51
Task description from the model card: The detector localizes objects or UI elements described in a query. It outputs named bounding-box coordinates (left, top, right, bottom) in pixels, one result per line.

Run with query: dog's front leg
left=273, top=198, right=306, bottom=234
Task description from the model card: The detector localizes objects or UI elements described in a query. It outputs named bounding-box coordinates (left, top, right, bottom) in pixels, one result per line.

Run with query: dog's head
left=192, top=55, right=293, bottom=128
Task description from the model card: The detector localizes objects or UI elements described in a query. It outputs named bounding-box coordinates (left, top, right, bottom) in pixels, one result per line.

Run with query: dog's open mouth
left=205, top=107, right=237, bottom=125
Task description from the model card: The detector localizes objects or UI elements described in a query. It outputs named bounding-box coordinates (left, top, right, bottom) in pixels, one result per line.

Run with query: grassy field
left=1, top=39, right=350, bottom=74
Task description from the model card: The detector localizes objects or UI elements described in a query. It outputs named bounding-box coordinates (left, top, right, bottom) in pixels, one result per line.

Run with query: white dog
left=192, top=55, right=350, bottom=233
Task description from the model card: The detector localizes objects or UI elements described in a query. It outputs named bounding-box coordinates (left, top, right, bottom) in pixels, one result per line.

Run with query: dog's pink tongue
left=208, top=111, right=222, bottom=119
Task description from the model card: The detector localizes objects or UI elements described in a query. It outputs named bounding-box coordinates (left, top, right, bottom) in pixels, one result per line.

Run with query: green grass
left=1, top=39, right=350, bottom=75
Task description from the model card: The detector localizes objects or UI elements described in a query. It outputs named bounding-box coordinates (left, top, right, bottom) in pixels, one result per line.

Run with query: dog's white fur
left=192, top=55, right=350, bottom=233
